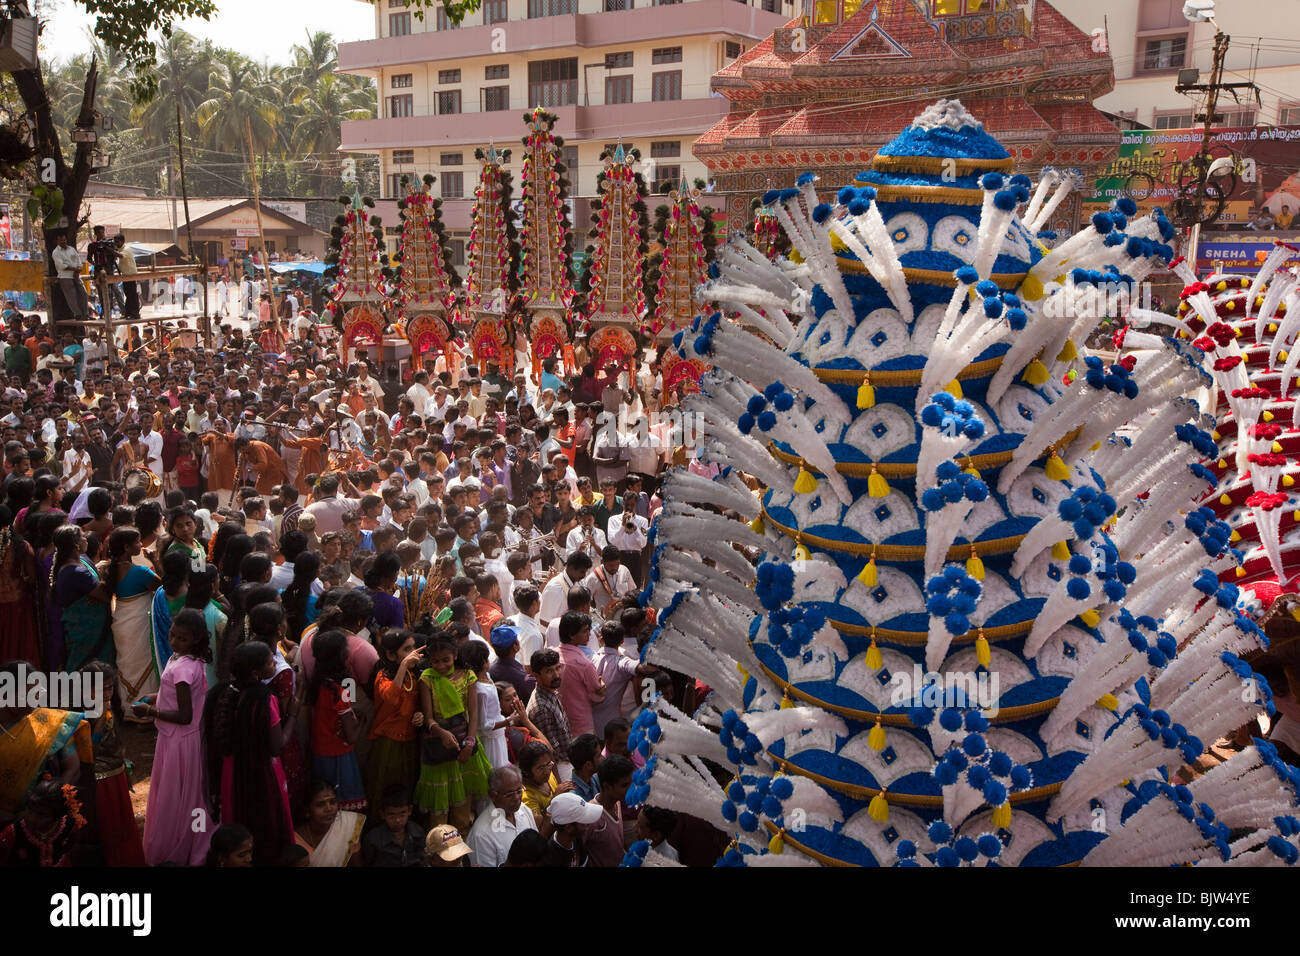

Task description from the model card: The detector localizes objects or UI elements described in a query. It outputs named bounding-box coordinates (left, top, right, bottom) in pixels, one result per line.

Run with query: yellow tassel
left=780, top=691, right=793, bottom=710
left=749, top=514, right=766, bottom=534
left=1294, top=510, right=1300, bottom=522
left=736, top=663, right=749, bottom=680
left=1056, top=340, right=1077, bottom=362
left=1217, top=459, right=1228, bottom=469
left=1088, top=441, right=1101, bottom=451
left=868, top=791, right=889, bottom=823
left=1023, top=359, right=1050, bottom=386
left=945, top=379, right=963, bottom=399
left=991, top=801, right=1012, bottom=829
left=1230, top=530, right=1241, bottom=542
left=1264, top=411, right=1275, bottom=422
left=1236, top=565, right=1247, bottom=578
left=1269, top=322, right=1279, bottom=333
left=966, top=548, right=985, bottom=581
left=1080, top=609, right=1101, bottom=627
left=794, top=467, right=817, bottom=494
left=1282, top=350, right=1291, bottom=362
left=1044, top=452, right=1070, bottom=481
left=1291, top=608, right=1300, bottom=623
left=1097, top=693, right=1119, bottom=711
left=868, top=720, right=887, bottom=752
left=1286, top=475, right=1296, bottom=488
left=865, top=637, right=883, bottom=671
left=1051, top=540, right=1071, bottom=561
left=857, top=555, right=878, bottom=588
left=1211, top=430, right=1220, bottom=440
left=1220, top=493, right=1232, bottom=506
left=963, top=461, right=980, bottom=478
left=1273, top=441, right=1285, bottom=454
left=857, top=378, right=876, bottom=409
left=794, top=544, right=811, bottom=562
left=975, top=631, right=991, bottom=669
left=868, top=466, right=890, bottom=498
left=768, top=830, right=785, bottom=854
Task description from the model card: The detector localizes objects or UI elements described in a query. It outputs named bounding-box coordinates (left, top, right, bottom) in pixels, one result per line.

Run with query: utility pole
left=246, top=116, right=278, bottom=333
left=1173, top=20, right=1260, bottom=263
left=175, top=101, right=208, bottom=345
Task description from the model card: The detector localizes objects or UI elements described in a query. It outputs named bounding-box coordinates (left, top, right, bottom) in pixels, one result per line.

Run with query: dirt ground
left=119, top=721, right=157, bottom=831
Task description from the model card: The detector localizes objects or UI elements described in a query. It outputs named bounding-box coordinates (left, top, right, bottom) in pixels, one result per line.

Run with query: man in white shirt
left=565, top=505, right=608, bottom=562
left=538, top=551, right=594, bottom=628
left=406, top=370, right=433, bottom=414
left=607, top=500, right=649, bottom=552
left=81, top=329, right=108, bottom=376
left=466, top=766, right=537, bottom=867
left=52, top=234, right=89, bottom=319
left=137, top=417, right=165, bottom=476
left=355, top=360, right=383, bottom=401
left=509, top=586, right=545, bottom=662
left=583, top=546, right=637, bottom=615
left=62, top=433, right=93, bottom=494
left=424, top=384, right=452, bottom=423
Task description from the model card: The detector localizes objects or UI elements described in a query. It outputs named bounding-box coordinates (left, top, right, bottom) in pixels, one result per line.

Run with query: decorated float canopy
left=622, top=99, right=1300, bottom=869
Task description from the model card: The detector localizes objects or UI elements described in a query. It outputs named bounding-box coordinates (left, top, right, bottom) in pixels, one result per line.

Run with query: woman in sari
left=294, top=780, right=363, bottom=867
left=151, top=550, right=189, bottom=682
left=0, top=660, right=91, bottom=821
left=51, top=525, right=112, bottom=671
left=247, top=602, right=308, bottom=819
left=33, top=512, right=69, bottom=669
left=106, top=527, right=161, bottom=718
left=81, top=661, right=147, bottom=866
left=0, top=522, right=42, bottom=668
left=185, top=565, right=229, bottom=693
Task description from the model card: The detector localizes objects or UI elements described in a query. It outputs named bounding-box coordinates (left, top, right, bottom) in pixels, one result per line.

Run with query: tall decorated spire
left=518, top=107, right=574, bottom=310
left=464, top=145, right=517, bottom=318
left=647, top=179, right=715, bottom=340
left=621, top=100, right=1296, bottom=870
left=577, top=142, right=649, bottom=335
left=394, top=173, right=459, bottom=359
left=323, top=186, right=389, bottom=354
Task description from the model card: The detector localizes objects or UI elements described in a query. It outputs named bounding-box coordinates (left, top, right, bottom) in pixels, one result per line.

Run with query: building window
left=561, top=145, right=577, bottom=173
left=529, top=0, right=575, bottom=16
left=449, top=239, right=466, bottom=266
left=436, top=6, right=460, bottom=29
left=652, top=70, right=682, bottom=101
left=387, top=94, right=414, bottom=118
left=385, top=173, right=404, bottom=197
left=652, top=46, right=682, bottom=64
left=653, top=164, right=681, bottom=191
left=651, top=140, right=680, bottom=158
left=389, top=0, right=408, bottom=6
left=604, top=75, right=633, bottom=105
left=604, top=0, right=630, bottom=9
left=437, top=90, right=462, bottom=114
left=484, top=0, right=509, bottom=22
left=483, top=86, right=510, bottom=111
left=1281, top=103, right=1300, bottom=125
left=485, top=64, right=510, bottom=80
left=605, top=51, right=633, bottom=68
left=391, top=73, right=414, bottom=88
left=654, top=0, right=682, bottom=4
left=724, top=41, right=742, bottom=59
left=441, top=152, right=463, bottom=165
left=528, top=57, right=578, bottom=108
left=442, top=172, right=465, bottom=199
left=1153, top=111, right=1193, bottom=129
left=1138, top=34, right=1186, bottom=72
left=439, top=69, right=461, bottom=84
left=761, top=0, right=780, bottom=10
left=393, top=149, right=415, bottom=164
left=389, top=12, right=412, bottom=35
left=1217, top=107, right=1256, bottom=127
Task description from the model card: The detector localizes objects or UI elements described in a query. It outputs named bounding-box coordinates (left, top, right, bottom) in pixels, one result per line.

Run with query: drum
left=123, top=467, right=162, bottom=498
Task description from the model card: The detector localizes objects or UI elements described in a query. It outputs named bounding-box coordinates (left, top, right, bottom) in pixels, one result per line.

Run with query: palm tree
left=131, top=31, right=210, bottom=148
left=288, top=30, right=338, bottom=90
left=291, top=71, right=374, bottom=193
left=195, top=49, right=279, bottom=166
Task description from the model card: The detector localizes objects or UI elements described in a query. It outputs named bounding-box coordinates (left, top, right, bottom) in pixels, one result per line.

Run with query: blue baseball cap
left=489, top=623, right=520, bottom=648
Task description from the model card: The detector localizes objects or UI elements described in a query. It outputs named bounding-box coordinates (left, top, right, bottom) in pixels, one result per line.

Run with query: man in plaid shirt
left=526, top=648, right=574, bottom=778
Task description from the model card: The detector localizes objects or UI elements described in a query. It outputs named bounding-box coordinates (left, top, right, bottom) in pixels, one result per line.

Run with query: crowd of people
left=0, top=263, right=735, bottom=868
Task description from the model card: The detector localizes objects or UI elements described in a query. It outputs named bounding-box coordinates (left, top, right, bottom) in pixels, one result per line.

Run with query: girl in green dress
left=414, top=637, right=490, bottom=829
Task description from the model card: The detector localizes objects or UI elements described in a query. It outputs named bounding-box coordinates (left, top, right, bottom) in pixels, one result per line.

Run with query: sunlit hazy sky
left=41, top=0, right=377, bottom=65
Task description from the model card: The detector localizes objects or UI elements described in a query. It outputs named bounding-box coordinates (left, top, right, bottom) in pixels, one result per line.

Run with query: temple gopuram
left=698, top=0, right=1119, bottom=235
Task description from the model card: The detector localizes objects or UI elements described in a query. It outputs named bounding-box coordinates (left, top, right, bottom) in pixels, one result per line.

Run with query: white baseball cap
left=549, top=793, right=604, bottom=826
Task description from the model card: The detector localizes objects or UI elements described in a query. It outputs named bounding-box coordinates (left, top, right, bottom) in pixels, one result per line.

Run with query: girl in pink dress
left=203, top=639, right=297, bottom=866
left=133, top=608, right=214, bottom=866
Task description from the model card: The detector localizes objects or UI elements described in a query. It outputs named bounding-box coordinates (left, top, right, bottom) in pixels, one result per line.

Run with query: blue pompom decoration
left=993, top=189, right=1019, bottom=211
left=955, top=836, right=980, bottom=862
left=1066, top=578, right=1091, bottom=600
left=963, top=733, right=986, bottom=757
left=928, top=820, right=953, bottom=843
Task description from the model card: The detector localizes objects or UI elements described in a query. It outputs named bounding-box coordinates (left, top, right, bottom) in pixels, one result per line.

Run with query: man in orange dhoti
left=278, top=423, right=328, bottom=495
left=234, top=436, right=290, bottom=496
left=199, top=425, right=238, bottom=505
